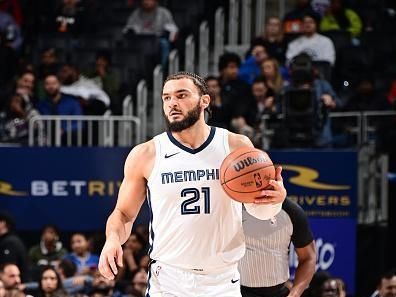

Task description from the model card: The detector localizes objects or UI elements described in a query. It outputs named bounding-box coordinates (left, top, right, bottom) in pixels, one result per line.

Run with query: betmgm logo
left=0, top=180, right=121, bottom=197
left=289, top=238, right=335, bottom=271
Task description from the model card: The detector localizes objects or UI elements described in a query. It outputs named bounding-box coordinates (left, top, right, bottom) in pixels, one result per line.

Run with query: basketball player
left=98, top=72, right=287, bottom=296
left=239, top=198, right=316, bottom=297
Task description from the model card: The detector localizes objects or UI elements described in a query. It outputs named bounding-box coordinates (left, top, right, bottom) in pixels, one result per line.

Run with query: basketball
left=220, top=146, right=276, bottom=203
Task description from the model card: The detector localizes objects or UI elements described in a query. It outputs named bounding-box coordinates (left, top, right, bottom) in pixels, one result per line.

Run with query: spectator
left=371, top=269, right=396, bottom=297
left=0, top=92, right=39, bottom=144
left=205, top=75, right=233, bottom=129
left=58, top=63, right=110, bottom=115
left=252, top=16, right=287, bottom=63
left=286, top=12, right=336, bottom=65
left=218, top=52, right=257, bottom=138
left=52, top=0, right=89, bottom=34
left=343, top=77, right=390, bottom=111
left=28, top=225, right=67, bottom=268
left=320, top=278, right=340, bottom=297
left=0, top=264, right=21, bottom=292
left=116, top=233, right=146, bottom=282
left=130, top=268, right=147, bottom=297
left=283, top=0, right=321, bottom=35
left=36, top=266, right=67, bottom=297
left=0, top=11, right=22, bottom=50
left=14, top=70, right=36, bottom=108
left=83, top=50, right=120, bottom=114
left=260, top=57, right=287, bottom=95
left=36, top=47, right=62, bottom=101
left=320, top=0, right=363, bottom=38
left=123, top=0, right=179, bottom=66
left=56, top=258, right=92, bottom=295
left=0, top=213, right=28, bottom=280
left=37, top=74, right=82, bottom=136
left=88, top=270, right=121, bottom=297
left=64, top=233, right=99, bottom=275
left=252, top=76, right=277, bottom=119
left=238, top=43, right=270, bottom=85
left=311, top=0, right=330, bottom=16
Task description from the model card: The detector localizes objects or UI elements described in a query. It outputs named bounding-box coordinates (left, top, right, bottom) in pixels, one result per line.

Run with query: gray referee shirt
left=239, top=199, right=314, bottom=287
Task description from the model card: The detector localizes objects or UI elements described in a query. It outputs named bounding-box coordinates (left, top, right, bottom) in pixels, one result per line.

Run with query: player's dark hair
left=164, top=71, right=209, bottom=96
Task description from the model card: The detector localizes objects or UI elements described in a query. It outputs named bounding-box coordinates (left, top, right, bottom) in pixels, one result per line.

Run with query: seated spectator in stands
left=56, top=259, right=92, bottom=295
left=218, top=52, right=257, bottom=139
left=51, top=0, right=89, bottom=34
left=83, top=50, right=120, bottom=114
left=36, top=266, right=67, bottom=297
left=370, top=269, right=396, bottom=297
left=14, top=70, right=37, bottom=108
left=205, top=76, right=233, bottom=129
left=311, top=0, right=330, bottom=16
left=335, top=279, right=346, bottom=297
left=0, top=213, right=28, bottom=280
left=0, top=11, right=22, bottom=50
left=0, top=263, right=22, bottom=293
left=36, top=47, right=62, bottom=101
left=252, top=16, right=287, bottom=63
left=130, top=268, right=147, bottom=297
left=0, top=92, right=39, bottom=144
left=279, top=53, right=341, bottom=147
left=122, top=0, right=179, bottom=66
left=252, top=77, right=277, bottom=118
left=116, top=233, right=146, bottom=282
left=89, top=270, right=122, bottom=297
left=28, top=225, right=67, bottom=268
left=343, top=77, right=390, bottom=111
left=320, top=0, right=362, bottom=38
left=64, top=233, right=99, bottom=275
left=58, top=63, right=110, bottom=115
left=320, top=278, right=340, bottom=297
left=260, top=57, right=287, bottom=94
left=238, top=43, right=269, bottom=85
left=283, top=0, right=321, bottom=36
left=286, top=12, right=335, bottom=66
left=38, top=74, right=82, bottom=134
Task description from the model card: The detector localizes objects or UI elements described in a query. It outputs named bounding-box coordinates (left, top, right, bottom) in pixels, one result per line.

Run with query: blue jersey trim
left=166, top=126, right=216, bottom=154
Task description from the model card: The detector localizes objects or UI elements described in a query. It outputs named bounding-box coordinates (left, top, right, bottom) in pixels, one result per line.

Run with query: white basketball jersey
left=147, top=127, right=245, bottom=272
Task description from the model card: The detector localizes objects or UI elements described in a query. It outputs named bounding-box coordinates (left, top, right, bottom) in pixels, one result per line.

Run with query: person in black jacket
left=0, top=212, right=28, bottom=281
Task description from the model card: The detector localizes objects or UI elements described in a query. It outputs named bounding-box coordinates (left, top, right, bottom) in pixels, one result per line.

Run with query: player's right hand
left=98, top=238, right=123, bottom=280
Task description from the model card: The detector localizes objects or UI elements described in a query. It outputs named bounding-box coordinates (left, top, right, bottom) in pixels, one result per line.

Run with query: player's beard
left=164, top=101, right=201, bottom=132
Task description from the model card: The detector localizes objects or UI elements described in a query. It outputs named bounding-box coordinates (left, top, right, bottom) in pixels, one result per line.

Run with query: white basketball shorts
left=146, top=260, right=242, bottom=297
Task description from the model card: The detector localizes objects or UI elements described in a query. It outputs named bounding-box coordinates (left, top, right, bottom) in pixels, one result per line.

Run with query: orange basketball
left=220, top=146, right=276, bottom=203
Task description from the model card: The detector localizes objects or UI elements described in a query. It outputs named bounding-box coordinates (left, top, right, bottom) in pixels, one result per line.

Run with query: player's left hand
left=254, top=166, right=287, bottom=204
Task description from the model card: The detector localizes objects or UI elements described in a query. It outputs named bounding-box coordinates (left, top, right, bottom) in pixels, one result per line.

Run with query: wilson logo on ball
left=233, top=156, right=268, bottom=172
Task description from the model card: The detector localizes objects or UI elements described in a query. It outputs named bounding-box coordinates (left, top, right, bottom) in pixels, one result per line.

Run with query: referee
left=239, top=198, right=316, bottom=297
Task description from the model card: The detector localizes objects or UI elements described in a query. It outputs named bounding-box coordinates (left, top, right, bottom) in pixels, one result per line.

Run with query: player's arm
left=288, top=241, right=316, bottom=297
left=99, top=141, right=155, bottom=280
left=228, top=132, right=286, bottom=205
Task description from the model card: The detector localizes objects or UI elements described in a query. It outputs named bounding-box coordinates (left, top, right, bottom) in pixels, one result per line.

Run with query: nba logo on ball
left=220, top=147, right=276, bottom=203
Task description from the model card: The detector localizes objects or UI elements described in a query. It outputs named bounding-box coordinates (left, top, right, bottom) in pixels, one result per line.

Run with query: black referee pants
left=241, top=284, right=290, bottom=297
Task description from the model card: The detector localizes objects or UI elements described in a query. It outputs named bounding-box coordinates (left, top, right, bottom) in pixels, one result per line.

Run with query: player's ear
left=201, top=94, right=210, bottom=109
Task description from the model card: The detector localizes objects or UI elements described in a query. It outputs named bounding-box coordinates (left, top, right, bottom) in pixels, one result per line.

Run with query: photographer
left=277, top=53, right=341, bottom=147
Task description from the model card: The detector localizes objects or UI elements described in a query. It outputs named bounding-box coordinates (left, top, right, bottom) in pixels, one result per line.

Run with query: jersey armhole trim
left=147, top=135, right=161, bottom=185
left=223, top=128, right=230, bottom=155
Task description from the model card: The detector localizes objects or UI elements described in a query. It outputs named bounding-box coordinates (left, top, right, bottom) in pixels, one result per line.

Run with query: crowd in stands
left=0, top=0, right=395, bottom=149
